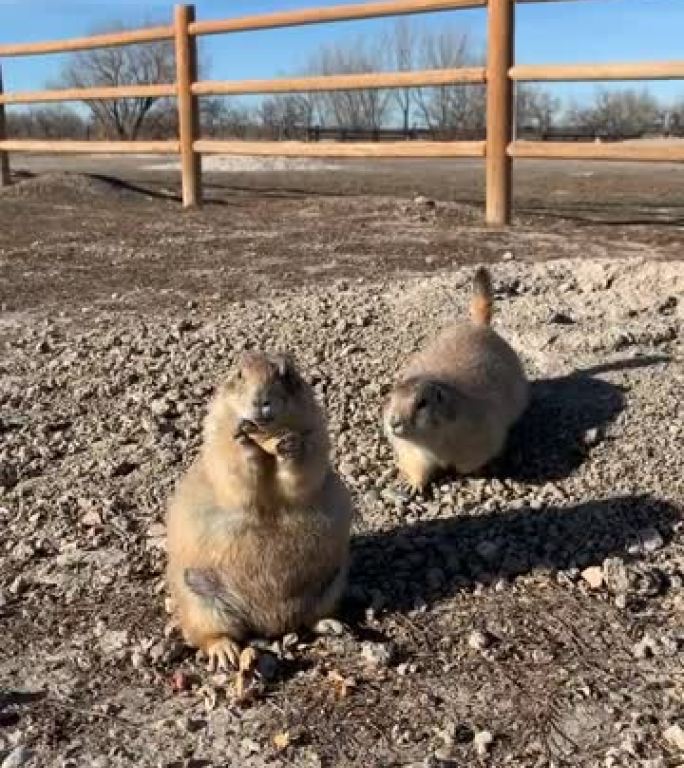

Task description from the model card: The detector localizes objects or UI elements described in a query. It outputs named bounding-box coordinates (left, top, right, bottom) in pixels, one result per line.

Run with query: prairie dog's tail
left=470, top=266, right=493, bottom=326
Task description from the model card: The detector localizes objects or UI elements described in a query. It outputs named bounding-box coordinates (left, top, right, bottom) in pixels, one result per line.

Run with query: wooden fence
left=0, top=0, right=683, bottom=224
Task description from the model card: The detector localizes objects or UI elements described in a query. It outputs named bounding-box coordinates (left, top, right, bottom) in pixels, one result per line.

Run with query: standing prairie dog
left=384, top=267, right=528, bottom=491
left=166, top=351, right=352, bottom=670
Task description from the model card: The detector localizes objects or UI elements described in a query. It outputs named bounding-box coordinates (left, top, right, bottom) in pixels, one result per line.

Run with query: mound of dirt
left=0, top=172, right=148, bottom=201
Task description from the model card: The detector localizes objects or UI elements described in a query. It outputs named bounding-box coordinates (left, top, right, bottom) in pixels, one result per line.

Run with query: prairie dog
left=166, top=351, right=352, bottom=670
left=384, top=267, right=528, bottom=491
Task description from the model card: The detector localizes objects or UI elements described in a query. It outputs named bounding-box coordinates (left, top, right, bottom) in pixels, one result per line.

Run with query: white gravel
left=145, top=155, right=343, bottom=173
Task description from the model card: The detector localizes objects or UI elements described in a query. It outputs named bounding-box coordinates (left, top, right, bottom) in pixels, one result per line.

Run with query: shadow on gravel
left=89, top=173, right=181, bottom=203
left=492, top=355, right=671, bottom=484
left=0, top=690, right=46, bottom=728
left=348, top=494, right=680, bottom=615
left=518, top=203, right=684, bottom=228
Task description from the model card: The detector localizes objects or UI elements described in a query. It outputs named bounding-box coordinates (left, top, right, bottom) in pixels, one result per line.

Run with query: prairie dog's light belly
left=195, top=505, right=345, bottom=584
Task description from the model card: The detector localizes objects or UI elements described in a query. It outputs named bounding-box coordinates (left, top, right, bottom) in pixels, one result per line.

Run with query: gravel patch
left=0, top=256, right=682, bottom=767
left=147, top=155, right=343, bottom=172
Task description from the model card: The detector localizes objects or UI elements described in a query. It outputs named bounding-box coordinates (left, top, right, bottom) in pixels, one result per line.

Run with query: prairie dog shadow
left=491, top=355, right=670, bottom=483
left=348, top=495, right=680, bottom=615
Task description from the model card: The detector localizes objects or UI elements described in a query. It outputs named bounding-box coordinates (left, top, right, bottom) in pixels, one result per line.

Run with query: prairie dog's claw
left=206, top=637, right=241, bottom=671
left=399, top=473, right=429, bottom=496
left=239, top=646, right=259, bottom=672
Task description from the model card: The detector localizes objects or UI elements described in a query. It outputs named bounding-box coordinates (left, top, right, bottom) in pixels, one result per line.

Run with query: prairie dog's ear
left=274, top=352, right=296, bottom=377
left=238, top=350, right=260, bottom=368
left=274, top=352, right=301, bottom=392
left=234, top=350, right=259, bottom=380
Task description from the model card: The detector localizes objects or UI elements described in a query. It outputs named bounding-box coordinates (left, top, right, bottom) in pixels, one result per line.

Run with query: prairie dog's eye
left=235, top=369, right=243, bottom=381
left=416, top=397, right=428, bottom=411
left=428, top=383, right=444, bottom=404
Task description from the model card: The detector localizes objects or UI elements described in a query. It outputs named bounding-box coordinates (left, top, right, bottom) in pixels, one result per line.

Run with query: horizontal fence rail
left=0, top=140, right=180, bottom=154
left=192, top=68, right=487, bottom=97
left=0, top=0, right=682, bottom=225
left=510, top=61, right=684, bottom=82
left=0, top=83, right=176, bottom=106
left=195, top=139, right=486, bottom=157
left=0, top=26, right=175, bottom=57
left=509, top=141, right=684, bottom=163
left=188, top=0, right=486, bottom=36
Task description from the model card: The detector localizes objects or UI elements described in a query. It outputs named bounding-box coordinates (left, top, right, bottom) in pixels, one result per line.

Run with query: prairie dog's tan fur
left=471, top=265, right=493, bottom=326
left=166, top=352, right=352, bottom=669
left=384, top=267, right=528, bottom=490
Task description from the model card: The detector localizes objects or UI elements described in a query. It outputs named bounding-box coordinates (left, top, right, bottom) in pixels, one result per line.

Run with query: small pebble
left=639, top=527, right=664, bottom=553
left=382, top=488, right=410, bottom=505
left=1, top=747, right=32, bottom=768
left=581, top=566, right=604, bottom=589
left=361, top=641, right=393, bottom=668
left=632, top=634, right=658, bottom=659
left=663, top=723, right=684, bottom=751
left=413, top=195, right=435, bottom=208
left=468, top=629, right=493, bottom=651
left=8, top=576, right=28, bottom=596
left=583, top=427, right=600, bottom=446
left=473, top=730, right=494, bottom=756
left=314, top=618, right=345, bottom=636
left=549, top=311, right=575, bottom=325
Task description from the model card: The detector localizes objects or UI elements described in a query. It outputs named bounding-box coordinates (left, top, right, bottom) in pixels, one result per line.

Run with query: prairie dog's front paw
left=205, top=637, right=241, bottom=671
left=276, top=432, right=305, bottom=460
left=233, top=419, right=259, bottom=443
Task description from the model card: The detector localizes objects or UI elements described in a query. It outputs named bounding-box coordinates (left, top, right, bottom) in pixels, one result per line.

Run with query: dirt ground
left=1, top=155, right=683, bottom=318
left=0, top=156, right=682, bottom=768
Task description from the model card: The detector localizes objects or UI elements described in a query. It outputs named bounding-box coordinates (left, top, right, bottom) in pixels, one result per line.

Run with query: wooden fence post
left=174, top=4, right=201, bottom=207
left=485, top=0, right=514, bottom=226
left=0, top=65, right=11, bottom=187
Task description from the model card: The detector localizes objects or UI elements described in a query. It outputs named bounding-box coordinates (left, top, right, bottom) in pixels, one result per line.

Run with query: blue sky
left=1, top=0, right=683, bottom=108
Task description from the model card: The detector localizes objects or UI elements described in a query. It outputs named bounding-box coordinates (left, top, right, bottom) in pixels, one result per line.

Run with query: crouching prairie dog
left=166, top=351, right=352, bottom=670
left=384, top=267, right=528, bottom=491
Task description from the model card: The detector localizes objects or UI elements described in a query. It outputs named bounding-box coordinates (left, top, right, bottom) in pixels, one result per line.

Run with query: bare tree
left=387, top=19, right=417, bottom=133
left=258, top=94, right=319, bottom=139
left=414, top=28, right=485, bottom=137
left=7, top=106, right=89, bottom=139
left=516, top=84, right=559, bottom=134
left=568, top=88, right=660, bottom=138
left=664, top=97, right=684, bottom=135
left=220, top=102, right=259, bottom=139
left=200, top=98, right=228, bottom=137
left=307, top=39, right=391, bottom=130
left=59, top=22, right=175, bottom=140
